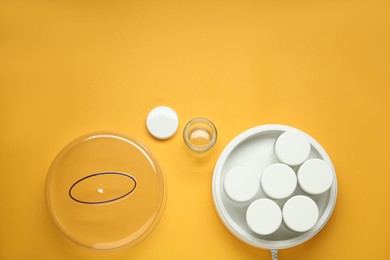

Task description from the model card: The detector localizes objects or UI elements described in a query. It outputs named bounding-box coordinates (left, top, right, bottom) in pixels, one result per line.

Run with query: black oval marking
left=69, top=172, right=137, bottom=204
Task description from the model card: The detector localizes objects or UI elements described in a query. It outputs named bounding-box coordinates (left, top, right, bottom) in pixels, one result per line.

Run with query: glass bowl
left=46, top=132, right=166, bottom=250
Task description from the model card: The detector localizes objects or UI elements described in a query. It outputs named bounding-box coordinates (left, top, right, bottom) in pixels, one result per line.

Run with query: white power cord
left=271, top=249, right=278, bottom=260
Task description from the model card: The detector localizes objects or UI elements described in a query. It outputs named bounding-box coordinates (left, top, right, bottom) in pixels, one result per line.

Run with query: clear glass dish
left=46, top=132, right=166, bottom=250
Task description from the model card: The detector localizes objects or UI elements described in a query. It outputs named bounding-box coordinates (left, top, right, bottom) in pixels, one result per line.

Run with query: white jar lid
left=224, top=167, right=259, bottom=202
left=146, top=106, right=179, bottom=140
left=261, top=163, right=297, bottom=199
left=246, top=199, right=282, bottom=235
left=282, top=195, right=319, bottom=232
left=298, top=159, right=334, bottom=195
left=274, top=130, right=311, bottom=166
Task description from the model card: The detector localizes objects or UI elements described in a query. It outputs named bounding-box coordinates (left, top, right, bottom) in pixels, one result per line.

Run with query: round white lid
left=146, top=106, right=179, bottom=140
left=261, top=163, right=297, bottom=199
left=282, top=195, right=319, bottom=233
left=298, top=159, right=334, bottom=195
left=224, top=167, right=259, bottom=202
left=274, top=130, right=311, bottom=166
left=246, top=199, right=282, bottom=235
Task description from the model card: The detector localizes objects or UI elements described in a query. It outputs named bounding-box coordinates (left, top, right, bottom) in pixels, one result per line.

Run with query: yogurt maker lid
left=46, top=132, right=166, bottom=250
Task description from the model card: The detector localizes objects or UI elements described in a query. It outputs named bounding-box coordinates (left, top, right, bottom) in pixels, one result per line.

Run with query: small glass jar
left=282, top=195, right=319, bottom=233
left=297, top=159, right=334, bottom=195
left=183, top=118, right=217, bottom=153
left=246, top=198, right=282, bottom=235
left=261, top=163, right=297, bottom=200
left=274, top=130, right=311, bottom=166
left=224, top=167, right=259, bottom=202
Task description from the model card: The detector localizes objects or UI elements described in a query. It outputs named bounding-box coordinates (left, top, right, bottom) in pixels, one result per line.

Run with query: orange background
left=1, top=0, right=389, bottom=259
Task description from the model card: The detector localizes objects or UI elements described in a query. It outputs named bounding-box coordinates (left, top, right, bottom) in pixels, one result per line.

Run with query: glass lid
left=46, top=132, right=166, bottom=250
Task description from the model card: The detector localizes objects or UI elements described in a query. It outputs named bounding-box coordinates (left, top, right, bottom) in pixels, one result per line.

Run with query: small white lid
left=298, top=159, right=334, bottom=195
left=274, top=130, right=311, bottom=166
left=146, top=106, right=179, bottom=140
left=261, top=163, right=297, bottom=199
left=246, top=199, right=282, bottom=235
left=224, top=167, right=259, bottom=202
left=283, top=195, right=319, bottom=232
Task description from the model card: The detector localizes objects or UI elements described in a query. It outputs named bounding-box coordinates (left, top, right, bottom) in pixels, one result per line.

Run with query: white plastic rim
left=224, top=167, right=259, bottom=202
left=246, top=199, right=282, bottom=235
left=261, top=163, right=297, bottom=200
left=283, top=195, right=319, bottom=233
left=298, top=159, right=334, bottom=195
left=212, top=124, right=337, bottom=250
left=146, top=106, right=179, bottom=140
left=274, top=130, right=311, bottom=166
